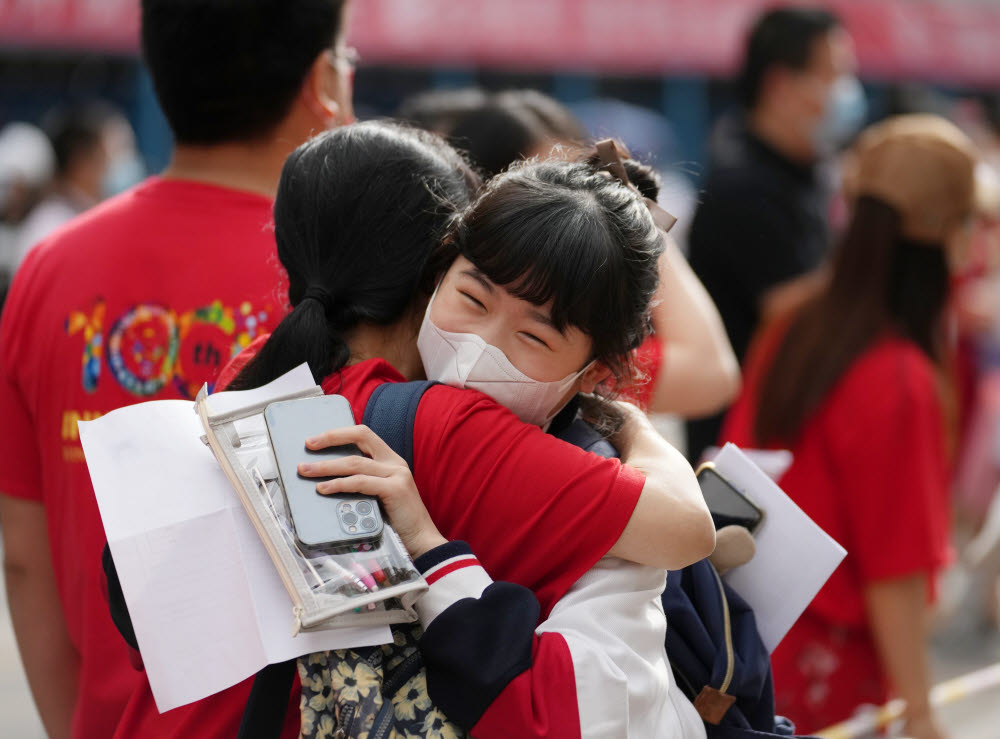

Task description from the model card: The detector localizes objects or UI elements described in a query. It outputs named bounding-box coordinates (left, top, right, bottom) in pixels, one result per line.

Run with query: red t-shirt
left=720, top=328, right=952, bottom=730
left=220, top=337, right=644, bottom=617
left=0, top=177, right=288, bottom=739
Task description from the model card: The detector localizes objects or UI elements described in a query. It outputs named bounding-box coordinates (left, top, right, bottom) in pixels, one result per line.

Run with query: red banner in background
left=0, top=0, right=139, bottom=54
left=2, top=0, right=1000, bottom=86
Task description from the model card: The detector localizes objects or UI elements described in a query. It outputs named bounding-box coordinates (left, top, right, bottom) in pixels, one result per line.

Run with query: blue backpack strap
left=362, top=381, right=439, bottom=468
left=553, top=416, right=620, bottom=459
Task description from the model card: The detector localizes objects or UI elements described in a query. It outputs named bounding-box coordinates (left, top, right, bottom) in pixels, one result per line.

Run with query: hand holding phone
left=696, top=462, right=765, bottom=534
left=300, top=424, right=448, bottom=559
left=265, top=395, right=384, bottom=550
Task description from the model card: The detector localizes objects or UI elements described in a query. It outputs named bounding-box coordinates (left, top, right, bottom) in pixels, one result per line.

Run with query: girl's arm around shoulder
left=417, top=387, right=715, bottom=574
left=608, top=402, right=716, bottom=571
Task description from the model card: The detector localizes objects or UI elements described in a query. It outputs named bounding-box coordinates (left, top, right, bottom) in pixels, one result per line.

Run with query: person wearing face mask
left=685, top=6, right=866, bottom=463
left=720, top=114, right=991, bottom=737
left=214, top=130, right=714, bottom=737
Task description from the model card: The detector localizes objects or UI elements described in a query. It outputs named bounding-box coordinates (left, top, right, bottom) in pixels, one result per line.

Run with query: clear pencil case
left=195, top=385, right=426, bottom=634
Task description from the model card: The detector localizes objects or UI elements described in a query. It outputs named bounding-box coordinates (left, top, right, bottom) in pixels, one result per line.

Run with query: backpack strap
left=362, top=381, right=439, bottom=468
left=553, top=416, right=620, bottom=460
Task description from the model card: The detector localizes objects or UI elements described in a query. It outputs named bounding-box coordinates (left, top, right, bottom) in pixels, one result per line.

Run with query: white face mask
left=417, top=293, right=593, bottom=428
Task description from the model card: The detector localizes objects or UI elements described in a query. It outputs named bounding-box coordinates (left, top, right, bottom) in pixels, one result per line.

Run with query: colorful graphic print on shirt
left=65, top=297, right=274, bottom=399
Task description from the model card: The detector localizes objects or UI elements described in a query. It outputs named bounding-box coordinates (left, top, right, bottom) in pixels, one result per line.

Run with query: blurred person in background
left=400, top=87, right=586, bottom=178
left=447, top=95, right=553, bottom=176
left=721, top=114, right=988, bottom=738
left=12, top=103, right=115, bottom=270
left=0, top=1, right=353, bottom=737
left=395, top=87, right=489, bottom=136
left=495, top=87, right=588, bottom=145
left=0, top=122, right=54, bottom=297
left=686, top=6, right=866, bottom=462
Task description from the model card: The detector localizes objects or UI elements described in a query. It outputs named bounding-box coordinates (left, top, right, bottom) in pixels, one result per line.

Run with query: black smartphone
left=696, top=462, right=764, bottom=534
left=264, top=395, right=384, bottom=550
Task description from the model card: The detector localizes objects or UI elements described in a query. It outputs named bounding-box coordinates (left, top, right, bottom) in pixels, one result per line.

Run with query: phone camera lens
left=361, top=517, right=376, bottom=530
left=342, top=511, right=358, bottom=525
left=356, top=501, right=373, bottom=515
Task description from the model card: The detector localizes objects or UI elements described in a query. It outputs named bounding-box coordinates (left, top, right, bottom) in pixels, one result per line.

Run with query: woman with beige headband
left=721, top=114, right=989, bottom=738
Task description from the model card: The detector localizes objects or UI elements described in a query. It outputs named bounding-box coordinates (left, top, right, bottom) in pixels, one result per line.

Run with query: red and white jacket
left=413, top=541, right=706, bottom=739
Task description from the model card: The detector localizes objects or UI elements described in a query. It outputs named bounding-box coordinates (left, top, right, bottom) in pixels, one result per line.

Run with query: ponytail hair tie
left=301, top=285, right=337, bottom=315
left=594, top=138, right=678, bottom=234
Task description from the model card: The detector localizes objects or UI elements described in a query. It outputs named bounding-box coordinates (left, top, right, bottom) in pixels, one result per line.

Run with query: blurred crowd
left=2, top=2, right=1000, bottom=739
left=0, top=104, right=144, bottom=303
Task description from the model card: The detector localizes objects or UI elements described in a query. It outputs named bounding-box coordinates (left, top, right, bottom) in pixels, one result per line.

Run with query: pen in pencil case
left=366, top=557, right=387, bottom=585
left=349, top=559, right=378, bottom=592
left=324, top=555, right=372, bottom=593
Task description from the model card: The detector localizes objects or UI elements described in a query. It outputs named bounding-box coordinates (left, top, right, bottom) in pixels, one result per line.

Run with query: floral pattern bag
left=298, top=624, right=464, bottom=739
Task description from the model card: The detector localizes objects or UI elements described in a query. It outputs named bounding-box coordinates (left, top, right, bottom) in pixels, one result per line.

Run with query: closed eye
left=460, top=291, right=486, bottom=310
left=521, top=332, right=551, bottom=350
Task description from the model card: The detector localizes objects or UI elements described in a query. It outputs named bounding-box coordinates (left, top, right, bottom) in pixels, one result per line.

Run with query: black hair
left=494, top=89, right=588, bottom=144
left=429, top=145, right=663, bottom=393
left=739, top=6, right=841, bottom=110
left=229, top=122, right=480, bottom=390
left=395, top=88, right=490, bottom=135
left=42, top=103, right=110, bottom=176
left=446, top=98, right=552, bottom=178
left=140, top=0, right=344, bottom=145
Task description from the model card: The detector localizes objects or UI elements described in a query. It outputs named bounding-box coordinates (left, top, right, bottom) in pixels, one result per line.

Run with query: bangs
left=460, top=185, right=626, bottom=334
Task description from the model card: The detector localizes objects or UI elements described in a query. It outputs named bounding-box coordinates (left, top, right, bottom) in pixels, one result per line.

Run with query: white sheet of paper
left=80, top=366, right=390, bottom=712
left=712, top=443, right=846, bottom=653
left=701, top=445, right=793, bottom=482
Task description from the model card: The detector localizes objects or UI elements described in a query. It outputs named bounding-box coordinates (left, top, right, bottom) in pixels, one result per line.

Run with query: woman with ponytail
left=216, top=125, right=711, bottom=737
left=721, top=115, right=988, bottom=737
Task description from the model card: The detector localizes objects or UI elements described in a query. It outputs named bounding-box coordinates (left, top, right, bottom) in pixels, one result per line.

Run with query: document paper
left=80, top=365, right=390, bottom=712
left=712, top=443, right=847, bottom=653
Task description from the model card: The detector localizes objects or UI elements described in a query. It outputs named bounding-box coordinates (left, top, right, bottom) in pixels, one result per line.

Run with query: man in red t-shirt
left=0, top=2, right=354, bottom=736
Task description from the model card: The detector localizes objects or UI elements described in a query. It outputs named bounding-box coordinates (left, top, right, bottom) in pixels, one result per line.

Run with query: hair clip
left=594, top=138, right=677, bottom=234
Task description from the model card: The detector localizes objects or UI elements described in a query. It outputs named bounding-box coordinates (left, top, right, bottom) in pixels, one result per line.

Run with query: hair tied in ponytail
left=301, top=284, right=338, bottom=315
left=593, top=138, right=678, bottom=234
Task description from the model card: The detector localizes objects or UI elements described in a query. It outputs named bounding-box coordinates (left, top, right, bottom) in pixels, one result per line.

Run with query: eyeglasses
left=327, top=46, right=360, bottom=71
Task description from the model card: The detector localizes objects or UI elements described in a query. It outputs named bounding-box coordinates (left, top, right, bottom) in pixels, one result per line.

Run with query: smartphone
left=696, top=462, right=764, bottom=534
left=264, top=395, right=384, bottom=550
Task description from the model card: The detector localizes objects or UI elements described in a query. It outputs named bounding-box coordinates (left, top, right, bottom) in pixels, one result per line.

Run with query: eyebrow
left=461, top=268, right=495, bottom=294
left=464, top=266, right=564, bottom=336
left=528, top=308, right=563, bottom=335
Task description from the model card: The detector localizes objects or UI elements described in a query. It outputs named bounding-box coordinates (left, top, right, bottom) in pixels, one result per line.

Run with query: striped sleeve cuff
left=413, top=540, right=493, bottom=629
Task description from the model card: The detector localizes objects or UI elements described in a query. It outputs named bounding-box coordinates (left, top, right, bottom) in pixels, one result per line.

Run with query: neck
left=346, top=319, right=424, bottom=380
left=749, top=104, right=815, bottom=166
left=164, top=136, right=298, bottom=198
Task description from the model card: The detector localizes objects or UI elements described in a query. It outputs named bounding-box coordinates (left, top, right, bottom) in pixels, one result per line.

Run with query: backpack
left=545, top=409, right=813, bottom=739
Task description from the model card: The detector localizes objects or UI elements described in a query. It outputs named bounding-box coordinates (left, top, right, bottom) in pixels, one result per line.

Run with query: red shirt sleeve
left=412, top=386, right=644, bottom=615
left=0, top=262, right=43, bottom=501
left=827, top=345, right=952, bottom=584
left=470, top=633, right=581, bottom=739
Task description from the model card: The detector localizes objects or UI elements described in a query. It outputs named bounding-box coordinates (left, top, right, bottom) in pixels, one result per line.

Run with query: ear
left=579, top=361, right=612, bottom=394
left=300, top=52, right=341, bottom=127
